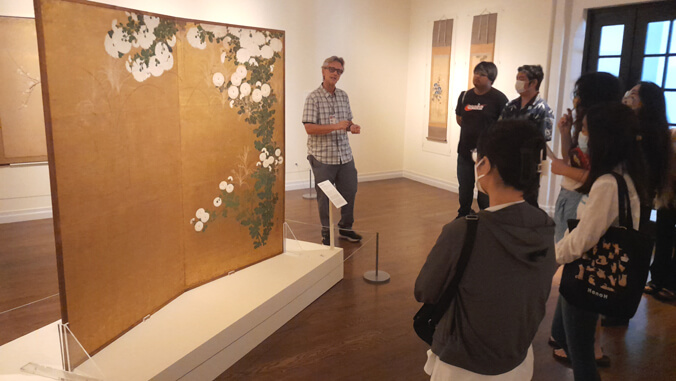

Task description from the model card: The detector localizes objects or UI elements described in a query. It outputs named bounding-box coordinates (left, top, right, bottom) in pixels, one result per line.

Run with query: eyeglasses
left=323, top=66, right=344, bottom=75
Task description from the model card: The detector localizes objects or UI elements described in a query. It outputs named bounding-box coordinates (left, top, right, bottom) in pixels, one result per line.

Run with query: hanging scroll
left=427, top=19, right=453, bottom=142
left=0, top=16, right=47, bottom=164
left=468, top=13, right=497, bottom=89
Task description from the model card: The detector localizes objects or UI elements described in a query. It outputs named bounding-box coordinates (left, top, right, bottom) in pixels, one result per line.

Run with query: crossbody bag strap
left=430, top=216, right=479, bottom=323
left=610, top=172, right=633, bottom=229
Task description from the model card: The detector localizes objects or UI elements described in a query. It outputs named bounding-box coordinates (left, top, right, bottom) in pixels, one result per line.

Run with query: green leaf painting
left=105, top=13, right=283, bottom=249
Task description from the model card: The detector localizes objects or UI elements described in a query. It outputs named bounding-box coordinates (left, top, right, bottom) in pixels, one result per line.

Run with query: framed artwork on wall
left=468, top=13, right=497, bottom=89
left=0, top=16, right=48, bottom=164
left=35, top=0, right=285, bottom=358
left=427, top=19, right=453, bottom=142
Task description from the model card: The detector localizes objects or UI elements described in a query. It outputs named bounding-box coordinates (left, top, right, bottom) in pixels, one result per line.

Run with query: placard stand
left=317, top=180, right=346, bottom=250
left=328, top=203, right=335, bottom=249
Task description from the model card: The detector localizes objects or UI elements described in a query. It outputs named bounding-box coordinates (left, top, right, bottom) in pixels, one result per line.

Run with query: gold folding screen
left=35, top=0, right=285, bottom=355
left=427, top=19, right=453, bottom=142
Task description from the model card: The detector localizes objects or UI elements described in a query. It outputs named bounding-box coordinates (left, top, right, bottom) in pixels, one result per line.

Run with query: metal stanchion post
left=302, top=169, right=317, bottom=199
left=363, top=232, right=390, bottom=283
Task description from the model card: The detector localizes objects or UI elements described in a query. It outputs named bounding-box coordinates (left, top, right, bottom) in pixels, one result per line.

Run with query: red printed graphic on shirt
left=465, top=104, right=485, bottom=111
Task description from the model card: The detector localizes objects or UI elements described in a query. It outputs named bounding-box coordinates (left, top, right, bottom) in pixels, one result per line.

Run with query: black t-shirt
left=455, top=88, right=508, bottom=157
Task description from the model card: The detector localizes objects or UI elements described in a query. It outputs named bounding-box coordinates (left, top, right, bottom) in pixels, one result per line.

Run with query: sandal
left=644, top=281, right=661, bottom=294
left=552, top=348, right=611, bottom=368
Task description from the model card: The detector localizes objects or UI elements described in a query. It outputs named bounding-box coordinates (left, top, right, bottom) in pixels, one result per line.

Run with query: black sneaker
left=322, top=233, right=330, bottom=246
left=339, top=229, right=362, bottom=242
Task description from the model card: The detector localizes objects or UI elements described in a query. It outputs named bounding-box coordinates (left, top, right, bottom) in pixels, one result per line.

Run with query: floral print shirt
left=499, top=93, right=554, bottom=141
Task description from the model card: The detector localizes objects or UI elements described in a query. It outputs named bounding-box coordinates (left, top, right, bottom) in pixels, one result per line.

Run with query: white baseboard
left=0, top=207, right=52, bottom=224
left=285, top=179, right=313, bottom=191
left=358, top=170, right=403, bottom=183
left=402, top=170, right=458, bottom=193
left=285, top=170, right=403, bottom=191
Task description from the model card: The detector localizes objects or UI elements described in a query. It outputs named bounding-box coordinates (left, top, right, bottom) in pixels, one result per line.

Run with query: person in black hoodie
left=415, top=120, right=558, bottom=379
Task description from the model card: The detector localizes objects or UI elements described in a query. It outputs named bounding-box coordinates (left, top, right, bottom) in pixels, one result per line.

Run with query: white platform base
left=0, top=239, right=343, bottom=381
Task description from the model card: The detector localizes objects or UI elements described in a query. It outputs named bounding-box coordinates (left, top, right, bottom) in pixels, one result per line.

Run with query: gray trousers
left=308, top=155, right=358, bottom=233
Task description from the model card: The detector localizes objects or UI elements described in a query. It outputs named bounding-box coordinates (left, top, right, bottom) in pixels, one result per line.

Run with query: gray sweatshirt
left=414, top=202, right=557, bottom=375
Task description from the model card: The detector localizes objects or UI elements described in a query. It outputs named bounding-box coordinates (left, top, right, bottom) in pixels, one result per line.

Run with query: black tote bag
left=559, top=173, right=652, bottom=319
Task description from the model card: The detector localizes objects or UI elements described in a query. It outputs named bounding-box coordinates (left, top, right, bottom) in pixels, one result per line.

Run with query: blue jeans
left=554, top=187, right=583, bottom=242
left=457, top=153, right=488, bottom=216
left=551, top=295, right=600, bottom=381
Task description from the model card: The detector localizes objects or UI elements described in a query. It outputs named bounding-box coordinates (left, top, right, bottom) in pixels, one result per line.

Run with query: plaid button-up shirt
left=302, top=84, right=353, bottom=164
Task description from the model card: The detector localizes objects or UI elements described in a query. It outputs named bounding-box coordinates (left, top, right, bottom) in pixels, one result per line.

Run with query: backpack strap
left=430, top=215, right=479, bottom=324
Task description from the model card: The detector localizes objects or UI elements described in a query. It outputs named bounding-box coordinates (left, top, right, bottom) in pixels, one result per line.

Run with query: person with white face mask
left=499, top=65, right=554, bottom=208
left=454, top=61, right=508, bottom=219
left=415, top=120, right=555, bottom=381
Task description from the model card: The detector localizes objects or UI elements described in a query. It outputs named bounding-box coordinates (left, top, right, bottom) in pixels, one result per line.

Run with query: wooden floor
left=1, top=178, right=674, bottom=380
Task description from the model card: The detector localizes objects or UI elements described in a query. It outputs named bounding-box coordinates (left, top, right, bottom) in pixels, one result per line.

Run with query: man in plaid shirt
left=302, top=56, right=362, bottom=245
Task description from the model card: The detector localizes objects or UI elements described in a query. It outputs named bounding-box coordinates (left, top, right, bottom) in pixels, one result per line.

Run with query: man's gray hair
left=322, top=56, right=345, bottom=69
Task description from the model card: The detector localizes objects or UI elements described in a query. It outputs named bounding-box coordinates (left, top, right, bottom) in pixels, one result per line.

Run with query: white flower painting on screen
left=104, top=13, right=284, bottom=248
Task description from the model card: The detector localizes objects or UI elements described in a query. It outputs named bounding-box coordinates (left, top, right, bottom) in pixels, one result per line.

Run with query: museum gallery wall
left=0, top=16, right=48, bottom=164
left=35, top=0, right=285, bottom=355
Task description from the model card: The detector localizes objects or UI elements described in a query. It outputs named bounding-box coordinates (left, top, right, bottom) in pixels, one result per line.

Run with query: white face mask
left=474, top=158, right=487, bottom=194
left=578, top=133, right=589, bottom=153
left=515, top=80, right=527, bottom=94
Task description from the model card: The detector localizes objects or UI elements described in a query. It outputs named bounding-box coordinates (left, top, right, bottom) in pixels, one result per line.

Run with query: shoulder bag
left=559, top=173, right=652, bottom=319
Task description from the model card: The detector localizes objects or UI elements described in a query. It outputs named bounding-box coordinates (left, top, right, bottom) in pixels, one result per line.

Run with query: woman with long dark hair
left=551, top=72, right=624, bottom=242
left=551, top=102, right=646, bottom=381
left=624, top=82, right=676, bottom=299
left=622, top=81, right=671, bottom=231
